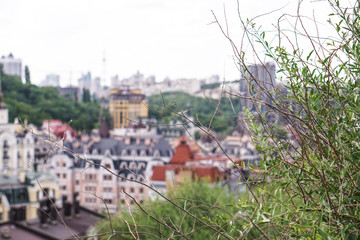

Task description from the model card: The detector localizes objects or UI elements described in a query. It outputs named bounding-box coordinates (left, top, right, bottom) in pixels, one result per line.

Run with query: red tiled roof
left=151, top=164, right=225, bottom=183
left=151, top=165, right=181, bottom=181
left=151, top=165, right=166, bottom=181
left=170, top=140, right=194, bottom=165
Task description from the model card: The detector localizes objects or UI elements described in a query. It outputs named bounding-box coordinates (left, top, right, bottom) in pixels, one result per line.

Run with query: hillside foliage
left=0, top=69, right=104, bottom=131
left=148, top=91, right=240, bottom=135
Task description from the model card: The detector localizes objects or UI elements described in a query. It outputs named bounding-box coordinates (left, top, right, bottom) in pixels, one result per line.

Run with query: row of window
left=121, top=187, right=144, bottom=194
left=85, top=197, right=96, bottom=203
left=84, top=198, right=144, bottom=205
left=56, top=173, right=67, bottom=179
left=85, top=186, right=96, bottom=192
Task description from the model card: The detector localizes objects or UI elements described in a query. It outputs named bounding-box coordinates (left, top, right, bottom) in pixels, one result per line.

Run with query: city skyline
left=0, top=0, right=333, bottom=86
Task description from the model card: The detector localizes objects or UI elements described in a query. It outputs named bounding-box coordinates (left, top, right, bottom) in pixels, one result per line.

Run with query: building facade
left=239, top=62, right=276, bottom=112
left=0, top=93, right=59, bottom=224
left=0, top=53, right=22, bottom=77
left=109, top=87, right=148, bottom=128
left=46, top=135, right=172, bottom=213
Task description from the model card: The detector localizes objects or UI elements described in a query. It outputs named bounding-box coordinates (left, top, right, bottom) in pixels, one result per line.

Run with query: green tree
left=94, top=1, right=360, bottom=239
left=206, top=0, right=360, bottom=238
left=95, top=180, right=244, bottom=239
left=148, top=91, right=239, bottom=135
left=1, top=71, right=102, bottom=131
left=24, top=65, right=30, bottom=84
left=82, top=88, right=91, bottom=103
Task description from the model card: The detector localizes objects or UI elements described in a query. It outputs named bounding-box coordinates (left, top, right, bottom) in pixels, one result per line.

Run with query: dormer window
left=128, top=174, right=135, bottom=181
left=129, top=162, right=136, bottom=170
left=122, top=149, right=127, bottom=156
left=154, top=150, right=160, bottom=158
left=138, top=163, right=146, bottom=171
left=104, top=149, right=111, bottom=156
left=120, top=162, right=127, bottom=169
left=131, top=150, right=137, bottom=156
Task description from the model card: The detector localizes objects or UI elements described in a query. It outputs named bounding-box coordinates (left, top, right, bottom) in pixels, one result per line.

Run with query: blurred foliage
left=200, top=82, right=221, bottom=90
left=0, top=69, right=104, bottom=132
left=95, top=180, right=249, bottom=239
left=148, top=91, right=240, bottom=135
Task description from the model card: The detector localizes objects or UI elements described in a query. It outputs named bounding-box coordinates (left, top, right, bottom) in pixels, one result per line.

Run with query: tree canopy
left=95, top=181, right=247, bottom=239
left=0, top=70, right=104, bottom=131
left=148, top=91, right=240, bottom=135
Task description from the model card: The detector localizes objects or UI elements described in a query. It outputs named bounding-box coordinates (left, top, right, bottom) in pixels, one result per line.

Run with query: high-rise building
left=40, top=74, right=60, bottom=87
left=239, top=62, right=276, bottom=112
left=0, top=53, right=22, bottom=77
left=78, top=72, right=91, bottom=90
left=109, top=87, right=148, bottom=128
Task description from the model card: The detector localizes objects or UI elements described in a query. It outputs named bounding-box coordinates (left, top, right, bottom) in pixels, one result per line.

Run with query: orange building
left=109, top=88, right=148, bottom=128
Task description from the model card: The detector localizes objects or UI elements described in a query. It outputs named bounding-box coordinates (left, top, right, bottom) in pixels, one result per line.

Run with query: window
left=129, top=162, right=136, bottom=169
left=130, top=188, right=134, bottom=193
left=105, top=164, right=111, bottom=169
left=63, top=174, right=67, bottom=178
left=104, top=199, right=112, bottom=204
left=138, top=163, right=146, bottom=171
left=75, top=180, right=79, bottom=185
left=103, top=175, right=112, bottom=181
left=139, top=188, right=143, bottom=193
left=62, top=162, right=66, bottom=167
left=3, top=150, right=9, bottom=159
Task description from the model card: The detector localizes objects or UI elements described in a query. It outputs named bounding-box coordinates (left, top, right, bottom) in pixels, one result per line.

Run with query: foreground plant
left=217, top=0, right=360, bottom=238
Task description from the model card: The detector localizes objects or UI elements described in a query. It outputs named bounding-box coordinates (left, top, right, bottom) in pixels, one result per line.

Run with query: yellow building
left=109, top=88, right=148, bottom=128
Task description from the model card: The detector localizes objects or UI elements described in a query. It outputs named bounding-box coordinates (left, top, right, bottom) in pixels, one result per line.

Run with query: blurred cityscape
left=0, top=52, right=289, bottom=238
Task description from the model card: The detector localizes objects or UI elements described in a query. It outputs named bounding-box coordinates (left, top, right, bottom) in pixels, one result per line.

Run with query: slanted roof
left=170, top=138, right=194, bottom=165
left=151, top=165, right=180, bottom=181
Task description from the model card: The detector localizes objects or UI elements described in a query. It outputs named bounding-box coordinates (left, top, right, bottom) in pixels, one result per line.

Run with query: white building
left=0, top=53, right=22, bottom=77
left=40, top=74, right=60, bottom=87
left=0, top=92, right=34, bottom=177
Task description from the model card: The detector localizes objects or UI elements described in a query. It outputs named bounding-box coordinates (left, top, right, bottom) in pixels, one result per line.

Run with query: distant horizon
left=0, top=0, right=333, bottom=87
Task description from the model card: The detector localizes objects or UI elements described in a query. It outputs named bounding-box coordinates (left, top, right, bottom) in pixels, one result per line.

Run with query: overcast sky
left=0, top=0, right=336, bottom=86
